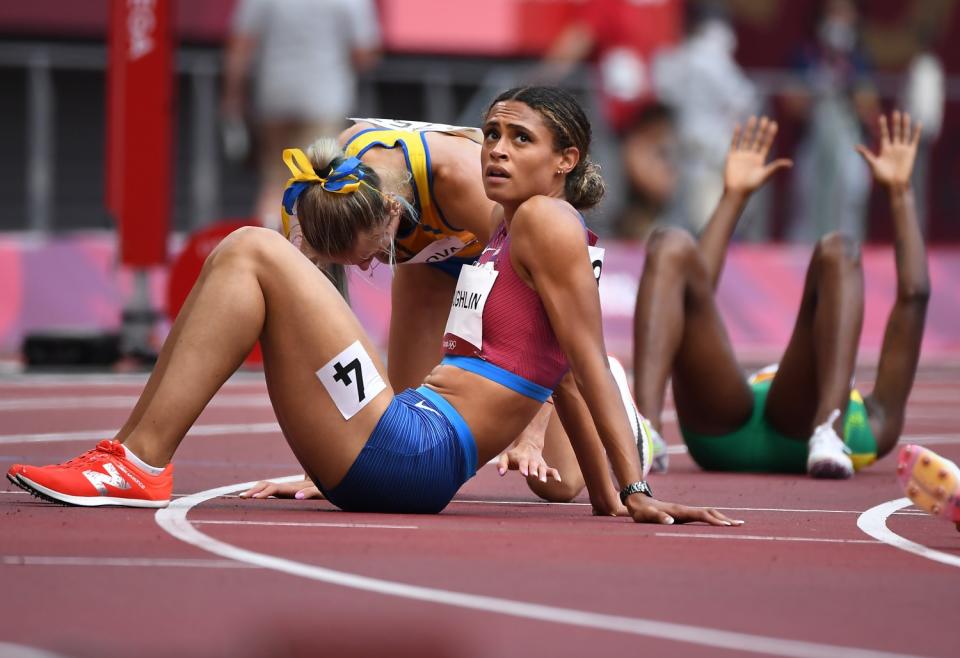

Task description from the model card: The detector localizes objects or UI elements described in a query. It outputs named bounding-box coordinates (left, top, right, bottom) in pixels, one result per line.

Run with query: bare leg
left=764, top=232, right=864, bottom=438
left=120, top=227, right=392, bottom=489
left=633, top=228, right=753, bottom=435
left=387, top=264, right=457, bottom=389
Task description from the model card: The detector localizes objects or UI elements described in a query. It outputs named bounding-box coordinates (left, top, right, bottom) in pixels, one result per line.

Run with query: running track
left=1, top=364, right=958, bottom=658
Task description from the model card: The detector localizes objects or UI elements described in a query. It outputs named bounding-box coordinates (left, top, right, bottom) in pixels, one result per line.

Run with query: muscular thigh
left=669, top=281, right=753, bottom=434
left=233, top=229, right=394, bottom=489
left=388, top=264, right=458, bottom=389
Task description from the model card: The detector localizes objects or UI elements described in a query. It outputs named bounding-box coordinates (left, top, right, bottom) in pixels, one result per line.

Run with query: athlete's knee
left=527, top=475, right=584, bottom=503
left=645, top=227, right=698, bottom=268
left=815, top=232, right=861, bottom=270
left=206, top=226, right=288, bottom=271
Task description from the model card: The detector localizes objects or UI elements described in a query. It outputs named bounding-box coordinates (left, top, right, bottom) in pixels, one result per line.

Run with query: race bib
left=349, top=117, right=483, bottom=144
left=316, top=341, right=387, bottom=420
left=404, top=235, right=477, bottom=265
left=442, top=264, right=498, bottom=353
left=588, top=245, right=605, bottom=283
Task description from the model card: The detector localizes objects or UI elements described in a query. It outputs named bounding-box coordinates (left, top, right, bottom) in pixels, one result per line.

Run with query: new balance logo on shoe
left=82, top=463, right=132, bottom=495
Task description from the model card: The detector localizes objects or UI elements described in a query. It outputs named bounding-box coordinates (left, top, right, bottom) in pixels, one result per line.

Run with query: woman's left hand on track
left=238, top=478, right=323, bottom=500
left=625, top=496, right=744, bottom=526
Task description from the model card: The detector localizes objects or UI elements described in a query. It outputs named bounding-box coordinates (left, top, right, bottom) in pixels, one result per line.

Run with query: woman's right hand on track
left=625, top=495, right=744, bottom=526
left=496, top=440, right=561, bottom=483
left=238, top=478, right=322, bottom=500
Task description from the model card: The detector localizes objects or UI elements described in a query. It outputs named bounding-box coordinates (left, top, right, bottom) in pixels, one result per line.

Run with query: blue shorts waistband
left=440, top=355, right=553, bottom=402
left=415, top=385, right=477, bottom=477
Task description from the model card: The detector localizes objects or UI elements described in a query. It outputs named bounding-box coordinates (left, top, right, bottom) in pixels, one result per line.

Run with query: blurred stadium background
left=0, top=0, right=958, bottom=364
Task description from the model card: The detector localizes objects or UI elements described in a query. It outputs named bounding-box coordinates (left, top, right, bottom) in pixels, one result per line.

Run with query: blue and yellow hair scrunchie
left=279, top=148, right=367, bottom=238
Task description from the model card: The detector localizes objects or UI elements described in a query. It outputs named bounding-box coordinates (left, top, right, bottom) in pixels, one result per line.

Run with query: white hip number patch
left=317, top=340, right=387, bottom=420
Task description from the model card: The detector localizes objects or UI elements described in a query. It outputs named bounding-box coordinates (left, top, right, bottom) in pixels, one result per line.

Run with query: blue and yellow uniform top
left=344, top=118, right=485, bottom=273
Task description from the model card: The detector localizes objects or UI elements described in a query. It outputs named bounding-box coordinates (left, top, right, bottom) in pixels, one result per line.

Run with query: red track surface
left=1, top=365, right=958, bottom=658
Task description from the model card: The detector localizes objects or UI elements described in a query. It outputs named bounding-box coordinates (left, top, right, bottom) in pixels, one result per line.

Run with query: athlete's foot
left=7, top=440, right=173, bottom=508
left=897, top=444, right=960, bottom=524
left=608, top=355, right=656, bottom=478
left=647, top=425, right=669, bottom=474
left=806, top=410, right=854, bottom=479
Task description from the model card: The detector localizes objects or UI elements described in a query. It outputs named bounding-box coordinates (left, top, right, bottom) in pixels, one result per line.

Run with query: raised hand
left=724, top=116, right=793, bottom=196
left=855, top=111, right=922, bottom=189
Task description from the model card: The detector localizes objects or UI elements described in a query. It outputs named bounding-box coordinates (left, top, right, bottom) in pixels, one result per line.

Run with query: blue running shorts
left=315, top=386, right=477, bottom=514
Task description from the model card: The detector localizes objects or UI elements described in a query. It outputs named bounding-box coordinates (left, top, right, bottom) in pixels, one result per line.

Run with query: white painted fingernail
left=662, top=516, right=674, bottom=525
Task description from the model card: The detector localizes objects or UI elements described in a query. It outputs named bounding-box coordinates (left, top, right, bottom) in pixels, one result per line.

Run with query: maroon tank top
left=442, top=220, right=593, bottom=390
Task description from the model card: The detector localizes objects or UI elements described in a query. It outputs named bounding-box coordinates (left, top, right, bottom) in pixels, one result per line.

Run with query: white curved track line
left=156, top=479, right=925, bottom=658
left=857, top=498, right=960, bottom=569
left=0, top=643, right=71, bottom=658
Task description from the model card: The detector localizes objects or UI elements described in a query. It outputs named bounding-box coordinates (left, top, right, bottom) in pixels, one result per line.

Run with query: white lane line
left=3, top=417, right=952, bottom=451
left=155, top=478, right=927, bottom=658
left=0, top=373, right=266, bottom=387
left=452, top=500, right=872, bottom=515
left=661, top=435, right=959, bottom=453
left=1, top=555, right=257, bottom=569
left=857, top=498, right=960, bottom=569
left=0, top=394, right=271, bottom=412
left=0, top=642, right=71, bottom=658
left=193, top=520, right=418, bottom=530
left=654, top=533, right=879, bottom=544
left=904, top=435, right=960, bottom=446
left=0, top=422, right=281, bottom=445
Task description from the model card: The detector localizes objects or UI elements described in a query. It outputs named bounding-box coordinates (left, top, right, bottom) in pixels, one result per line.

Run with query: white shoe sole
left=10, top=473, right=169, bottom=508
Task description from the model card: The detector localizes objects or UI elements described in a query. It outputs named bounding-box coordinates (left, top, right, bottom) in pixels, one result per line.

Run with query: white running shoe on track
left=647, top=425, right=669, bottom=474
left=607, top=355, right=658, bottom=478
left=806, top=409, right=854, bottom=479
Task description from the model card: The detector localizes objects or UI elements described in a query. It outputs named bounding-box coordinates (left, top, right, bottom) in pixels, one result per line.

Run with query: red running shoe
left=7, top=440, right=172, bottom=508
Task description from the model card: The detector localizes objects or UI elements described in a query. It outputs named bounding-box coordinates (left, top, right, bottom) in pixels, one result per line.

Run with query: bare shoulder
left=425, top=132, right=496, bottom=238
left=337, top=121, right=375, bottom=148
left=512, top=196, right=584, bottom=244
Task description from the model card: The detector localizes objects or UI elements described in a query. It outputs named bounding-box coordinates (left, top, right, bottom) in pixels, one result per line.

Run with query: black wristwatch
left=619, top=480, right=654, bottom=504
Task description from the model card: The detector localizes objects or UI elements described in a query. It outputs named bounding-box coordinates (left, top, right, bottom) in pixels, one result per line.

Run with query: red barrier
left=166, top=220, right=263, bottom=364
left=106, top=0, right=174, bottom=267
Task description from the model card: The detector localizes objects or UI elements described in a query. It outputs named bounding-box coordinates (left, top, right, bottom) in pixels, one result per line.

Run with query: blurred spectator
left=652, top=5, right=757, bottom=233
left=901, top=30, right=945, bottom=235
left=614, top=102, right=680, bottom=241
left=221, top=0, right=381, bottom=229
left=782, top=0, right=879, bottom=243
left=537, top=0, right=682, bottom=135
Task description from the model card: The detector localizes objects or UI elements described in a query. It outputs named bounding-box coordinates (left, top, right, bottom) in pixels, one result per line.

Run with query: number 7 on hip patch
left=317, top=340, right=387, bottom=420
